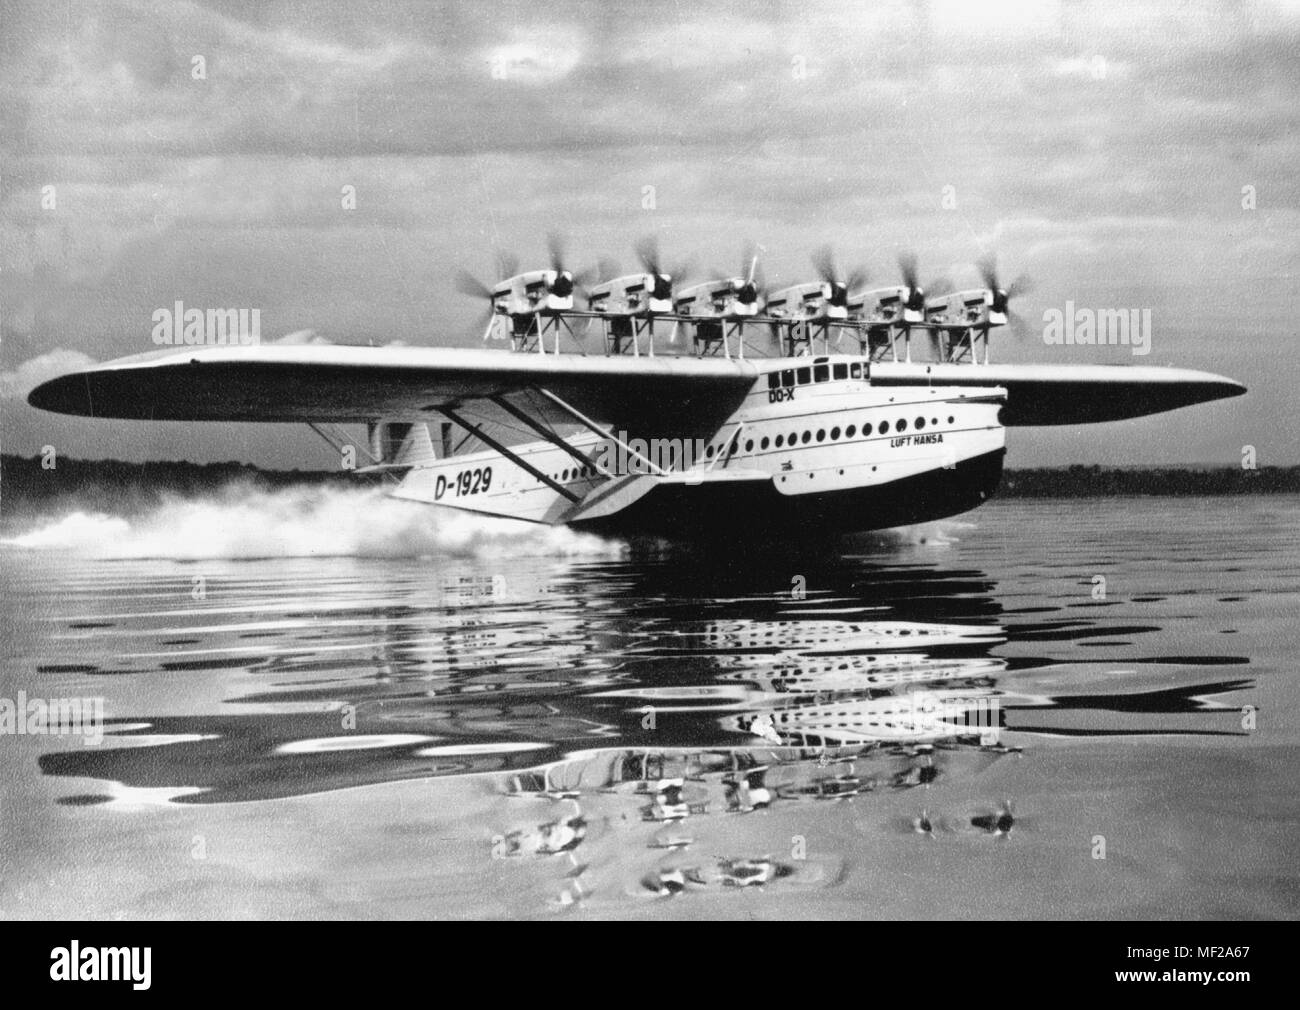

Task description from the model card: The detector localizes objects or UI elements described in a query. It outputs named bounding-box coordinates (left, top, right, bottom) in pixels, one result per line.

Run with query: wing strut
left=488, top=395, right=613, bottom=479
left=305, top=421, right=411, bottom=480
left=437, top=406, right=581, bottom=503
left=532, top=386, right=668, bottom=476
left=707, top=422, right=745, bottom=472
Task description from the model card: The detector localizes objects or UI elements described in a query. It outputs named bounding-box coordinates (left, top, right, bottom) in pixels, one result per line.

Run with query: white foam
left=3, top=483, right=625, bottom=561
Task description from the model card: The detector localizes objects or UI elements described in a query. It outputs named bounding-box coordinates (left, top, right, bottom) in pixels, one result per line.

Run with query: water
left=2, top=489, right=1298, bottom=919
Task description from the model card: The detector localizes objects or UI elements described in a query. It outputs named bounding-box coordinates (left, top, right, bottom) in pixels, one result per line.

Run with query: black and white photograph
left=1, top=0, right=1296, bottom=945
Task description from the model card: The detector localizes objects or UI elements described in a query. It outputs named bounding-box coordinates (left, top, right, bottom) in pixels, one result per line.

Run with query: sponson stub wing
left=868, top=362, right=1245, bottom=425
left=25, top=344, right=758, bottom=438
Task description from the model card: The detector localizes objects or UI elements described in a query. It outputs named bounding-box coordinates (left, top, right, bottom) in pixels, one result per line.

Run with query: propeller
left=897, top=251, right=952, bottom=358
left=977, top=253, right=1034, bottom=335
left=635, top=236, right=690, bottom=302
left=811, top=245, right=868, bottom=307
left=454, top=248, right=520, bottom=303
left=546, top=232, right=577, bottom=298
left=898, top=251, right=948, bottom=314
left=734, top=240, right=765, bottom=307
left=455, top=252, right=518, bottom=341
left=454, top=270, right=494, bottom=301
left=579, top=256, right=622, bottom=309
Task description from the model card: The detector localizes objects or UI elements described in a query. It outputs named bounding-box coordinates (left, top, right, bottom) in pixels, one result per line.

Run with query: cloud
left=0, top=350, right=97, bottom=401
left=1, top=0, right=1295, bottom=467
left=271, top=329, right=332, bottom=345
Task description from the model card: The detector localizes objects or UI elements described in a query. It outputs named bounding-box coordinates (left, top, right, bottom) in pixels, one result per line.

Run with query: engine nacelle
left=490, top=269, right=577, bottom=315
left=673, top=278, right=763, bottom=318
left=852, top=285, right=925, bottom=324
left=924, top=289, right=999, bottom=328
left=586, top=273, right=673, bottom=316
left=766, top=281, right=849, bottom=321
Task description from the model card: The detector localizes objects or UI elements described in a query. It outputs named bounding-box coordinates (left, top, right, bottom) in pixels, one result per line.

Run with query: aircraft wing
left=26, top=344, right=760, bottom=437
left=27, top=346, right=1244, bottom=432
left=868, top=361, right=1245, bottom=425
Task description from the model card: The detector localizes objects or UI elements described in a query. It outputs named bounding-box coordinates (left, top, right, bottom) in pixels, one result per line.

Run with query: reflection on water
left=4, top=496, right=1292, bottom=916
left=16, top=552, right=1251, bottom=800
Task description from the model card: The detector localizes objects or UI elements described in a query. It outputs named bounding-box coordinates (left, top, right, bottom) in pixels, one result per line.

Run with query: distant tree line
left=0, top=454, right=371, bottom=517
left=998, top=463, right=1300, bottom=497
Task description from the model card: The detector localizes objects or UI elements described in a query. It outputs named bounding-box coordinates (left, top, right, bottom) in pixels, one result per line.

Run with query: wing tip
left=27, top=373, right=90, bottom=416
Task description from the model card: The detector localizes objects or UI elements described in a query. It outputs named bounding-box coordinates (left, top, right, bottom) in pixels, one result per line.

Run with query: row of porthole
left=548, top=464, right=597, bottom=484
left=706, top=414, right=957, bottom=458
left=539, top=412, right=959, bottom=484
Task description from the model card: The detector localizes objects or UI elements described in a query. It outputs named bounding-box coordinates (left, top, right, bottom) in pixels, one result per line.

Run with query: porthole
left=915, top=417, right=925, bottom=430
left=760, top=437, right=770, bottom=450
left=897, top=419, right=908, bottom=432
left=947, top=415, right=954, bottom=424
left=831, top=426, right=841, bottom=439
left=931, top=418, right=938, bottom=426
left=789, top=431, right=798, bottom=445
left=706, top=446, right=715, bottom=458
left=879, top=420, right=890, bottom=434
left=816, top=429, right=826, bottom=442
left=744, top=439, right=754, bottom=452
left=775, top=435, right=784, bottom=448
left=801, top=431, right=812, bottom=444
left=846, top=425, right=856, bottom=437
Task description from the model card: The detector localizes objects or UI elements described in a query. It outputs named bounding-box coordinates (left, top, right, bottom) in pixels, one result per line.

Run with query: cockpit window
left=796, top=367, right=811, bottom=384
left=813, top=365, right=829, bottom=382
left=849, top=362, right=864, bottom=379
left=833, top=363, right=847, bottom=380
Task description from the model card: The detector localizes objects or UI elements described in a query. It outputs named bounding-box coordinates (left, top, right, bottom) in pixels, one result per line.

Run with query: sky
left=1, top=0, right=1297, bottom=470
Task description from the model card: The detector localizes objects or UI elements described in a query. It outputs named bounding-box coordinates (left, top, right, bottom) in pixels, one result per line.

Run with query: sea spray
left=2, top=483, right=624, bottom=561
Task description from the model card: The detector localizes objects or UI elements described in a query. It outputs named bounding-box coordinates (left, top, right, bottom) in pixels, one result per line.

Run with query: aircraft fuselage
left=391, top=353, right=1008, bottom=535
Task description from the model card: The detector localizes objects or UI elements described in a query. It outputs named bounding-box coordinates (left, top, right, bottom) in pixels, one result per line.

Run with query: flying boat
left=27, top=238, right=1245, bottom=538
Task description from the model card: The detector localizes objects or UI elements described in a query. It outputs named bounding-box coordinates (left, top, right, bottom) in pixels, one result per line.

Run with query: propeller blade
left=898, top=251, right=920, bottom=291
left=811, top=245, right=838, bottom=285
left=596, top=257, right=621, bottom=284
left=898, top=252, right=929, bottom=312
left=495, top=250, right=519, bottom=281
left=977, top=254, right=1032, bottom=324
left=927, top=276, right=954, bottom=299
left=1007, top=273, right=1035, bottom=299
left=668, top=258, right=694, bottom=286
left=547, top=232, right=567, bottom=274
left=454, top=270, right=494, bottom=300
left=846, top=265, right=870, bottom=292
left=740, top=239, right=761, bottom=284
left=634, top=235, right=661, bottom=277
left=976, top=252, right=999, bottom=293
